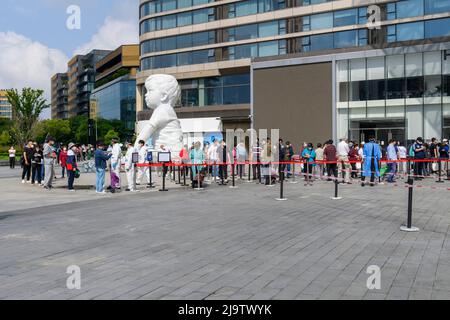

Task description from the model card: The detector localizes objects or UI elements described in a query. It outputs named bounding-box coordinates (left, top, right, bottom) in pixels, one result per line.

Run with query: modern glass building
left=90, top=45, right=139, bottom=131
left=138, top=0, right=450, bottom=145
left=0, top=90, right=13, bottom=119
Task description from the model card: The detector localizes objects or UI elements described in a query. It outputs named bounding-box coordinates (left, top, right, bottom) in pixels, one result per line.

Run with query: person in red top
left=59, top=146, right=68, bottom=179
left=323, top=139, right=338, bottom=181
left=348, top=141, right=359, bottom=179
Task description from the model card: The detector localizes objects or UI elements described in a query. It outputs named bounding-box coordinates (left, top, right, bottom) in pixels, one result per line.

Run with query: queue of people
left=13, top=135, right=450, bottom=193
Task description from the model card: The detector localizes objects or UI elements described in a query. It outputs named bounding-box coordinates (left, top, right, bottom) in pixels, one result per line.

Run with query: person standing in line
left=301, top=143, right=316, bottom=185
left=413, top=137, right=426, bottom=180
left=251, top=138, right=261, bottom=181
left=278, top=139, right=286, bottom=178
left=124, top=141, right=138, bottom=192
left=94, top=141, right=112, bottom=194
left=386, top=139, right=398, bottom=183
left=284, top=141, right=294, bottom=178
left=66, top=143, right=78, bottom=192
left=179, top=144, right=190, bottom=181
left=8, top=146, right=16, bottom=169
left=136, top=140, right=151, bottom=185
left=59, top=146, right=68, bottom=179
left=217, top=140, right=229, bottom=183
left=348, top=141, right=359, bottom=179
left=314, top=143, right=324, bottom=180
left=337, top=138, right=351, bottom=184
left=236, top=142, right=247, bottom=179
left=190, top=141, right=205, bottom=188
left=397, top=141, right=407, bottom=178
left=361, top=137, right=382, bottom=187
left=109, top=138, right=122, bottom=193
left=439, top=139, right=449, bottom=179
left=42, top=137, right=56, bottom=190
left=207, top=139, right=219, bottom=179
left=21, top=140, right=34, bottom=183
left=31, top=144, right=43, bottom=185
left=429, top=138, right=439, bottom=174
left=323, top=140, right=338, bottom=182
left=261, top=138, right=272, bottom=185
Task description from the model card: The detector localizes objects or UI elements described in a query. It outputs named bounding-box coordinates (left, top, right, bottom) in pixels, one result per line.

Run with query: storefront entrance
left=349, top=119, right=406, bottom=145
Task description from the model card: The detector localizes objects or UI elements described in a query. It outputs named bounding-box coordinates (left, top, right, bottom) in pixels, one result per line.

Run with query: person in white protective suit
left=134, top=74, right=183, bottom=160
left=109, top=138, right=122, bottom=193
left=136, top=140, right=151, bottom=185
left=124, top=141, right=138, bottom=192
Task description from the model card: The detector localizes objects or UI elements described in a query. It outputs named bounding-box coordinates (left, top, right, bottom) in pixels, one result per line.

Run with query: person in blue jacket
left=94, top=141, right=112, bottom=194
left=361, top=137, right=382, bottom=187
left=301, top=143, right=316, bottom=185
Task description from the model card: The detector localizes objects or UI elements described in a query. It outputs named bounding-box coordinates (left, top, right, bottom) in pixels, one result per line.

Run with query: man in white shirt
left=337, top=138, right=351, bottom=184
left=207, top=139, right=219, bottom=178
left=110, top=138, right=122, bottom=192
left=397, top=141, right=407, bottom=176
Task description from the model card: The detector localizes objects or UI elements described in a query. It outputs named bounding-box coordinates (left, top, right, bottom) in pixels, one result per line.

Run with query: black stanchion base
left=159, top=189, right=168, bottom=192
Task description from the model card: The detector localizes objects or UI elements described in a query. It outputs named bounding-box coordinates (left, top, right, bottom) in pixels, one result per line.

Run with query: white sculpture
left=135, top=74, right=183, bottom=158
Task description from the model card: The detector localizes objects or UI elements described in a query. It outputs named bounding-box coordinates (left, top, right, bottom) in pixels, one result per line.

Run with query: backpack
left=408, top=145, right=415, bottom=157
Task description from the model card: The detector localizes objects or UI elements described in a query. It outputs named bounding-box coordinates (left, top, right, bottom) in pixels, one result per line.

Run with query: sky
left=0, top=0, right=140, bottom=119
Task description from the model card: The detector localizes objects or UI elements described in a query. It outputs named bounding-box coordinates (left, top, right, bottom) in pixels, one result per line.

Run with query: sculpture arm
left=135, top=122, right=156, bottom=149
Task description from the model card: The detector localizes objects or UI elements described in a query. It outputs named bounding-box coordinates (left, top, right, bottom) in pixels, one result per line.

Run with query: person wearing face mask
left=124, top=141, right=138, bottom=192
left=190, top=141, right=205, bottom=188
left=348, top=141, right=359, bottom=179
left=413, top=137, right=426, bottom=180
left=66, top=143, right=78, bottom=192
left=301, top=143, right=316, bottom=185
left=94, top=141, right=112, bottom=194
left=361, top=137, right=382, bottom=187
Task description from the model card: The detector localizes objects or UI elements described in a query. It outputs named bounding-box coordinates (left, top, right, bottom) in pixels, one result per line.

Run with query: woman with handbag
left=66, top=143, right=79, bottom=192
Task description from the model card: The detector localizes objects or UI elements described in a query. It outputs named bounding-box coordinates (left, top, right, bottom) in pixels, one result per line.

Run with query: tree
left=33, top=119, right=72, bottom=144
left=0, top=131, right=11, bottom=146
left=104, top=129, right=119, bottom=145
left=6, top=88, right=48, bottom=147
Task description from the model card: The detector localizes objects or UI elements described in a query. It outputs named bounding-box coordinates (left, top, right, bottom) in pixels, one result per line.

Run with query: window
left=334, top=30, right=358, bottom=49
left=258, top=21, right=279, bottom=38
left=178, top=11, right=193, bottom=26
left=396, top=0, right=424, bottom=19
left=358, top=7, right=367, bottom=24
left=397, top=22, right=424, bottom=42
left=358, top=29, right=368, bottom=46
left=311, top=12, right=333, bottom=30
left=177, top=52, right=192, bottom=66
left=334, top=9, right=357, bottom=27
left=162, top=0, right=177, bottom=11
left=310, top=33, right=333, bottom=51
left=178, top=0, right=192, bottom=9
left=161, top=37, right=177, bottom=51
left=236, top=0, right=258, bottom=17
left=192, top=31, right=209, bottom=46
left=234, top=44, right=258, bottom=59
left=235, top=24, right=258, bottom=41
left=425, top=18, right=450, bottom=39
left=425, top=0, right=450, bottom=15
left=178, top=33, right=193, bottom=48
left=193, top=0, right=210, bottom=5
left=302, top=16, right=311, bottom=31
left=162, top=15, right=176, bottom=29
left=258, top=41, right=279, bottom=57
left=193, top=9, right=209, bottom=24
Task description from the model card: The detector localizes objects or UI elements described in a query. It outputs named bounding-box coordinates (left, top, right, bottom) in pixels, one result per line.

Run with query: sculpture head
left=145, top=74, right=180, bottom=110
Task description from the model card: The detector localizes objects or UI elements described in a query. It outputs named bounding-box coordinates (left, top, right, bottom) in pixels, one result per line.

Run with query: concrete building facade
left=51, top=73, right=69, bottom=119
left=0, top=90, right=13, bottom=119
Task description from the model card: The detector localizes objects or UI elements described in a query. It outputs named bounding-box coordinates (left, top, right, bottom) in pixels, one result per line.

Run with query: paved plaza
left=0, top=166, right=450, bottom=300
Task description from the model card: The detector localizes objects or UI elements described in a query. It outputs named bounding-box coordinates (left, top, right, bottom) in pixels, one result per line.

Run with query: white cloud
left=73, top=16, right=139, bottom=55
left=0, top=31, right=69, bottom=119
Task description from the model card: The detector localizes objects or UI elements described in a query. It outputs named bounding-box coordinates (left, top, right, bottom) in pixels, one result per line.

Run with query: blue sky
left=0, top=0, right=139, bottom=118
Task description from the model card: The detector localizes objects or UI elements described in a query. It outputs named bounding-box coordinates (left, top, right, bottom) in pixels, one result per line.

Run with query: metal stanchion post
left=276, top=169, right=287, bottom=201
left=177, top=164, right=181, bottom=184
left=400, top=176, right=419, bottom=232
left=182, top=164, right=187, bottom=186
left=147, top=165, right=155, bottom=189
left=247, top=162, right=252, bottom=183
left=230, top=162, right=238, bottom=189
left=331, top=176, right=342, bottom=200
left=436, top=160, right=444, bottom=183
left=159, top=163, right=168, bottom=192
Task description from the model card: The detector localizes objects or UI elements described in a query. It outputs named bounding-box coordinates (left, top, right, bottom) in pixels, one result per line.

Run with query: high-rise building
left=137, top=0, right=450, bottom=146
left=66, top=50, right=111, bottom=118
left=90, top=45, right=139, bottom=132
left=51, top=73, right=69, bottom=119
left=0, top=90, right=13, bottom=119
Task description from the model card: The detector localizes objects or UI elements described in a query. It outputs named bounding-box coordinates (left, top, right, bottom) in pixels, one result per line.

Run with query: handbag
left=74, top=169, right=80, bottom=179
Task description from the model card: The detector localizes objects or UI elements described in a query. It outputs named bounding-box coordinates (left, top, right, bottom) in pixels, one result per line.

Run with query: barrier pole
left=230, top=161, right=238, bottom=189
left=177, top=164, right=181, bottom=184
left=290, top=161, right=298, bottom=184
left=159, top=163, right=168, bottom=192
left=331, top=177, right=342, bottom=200
left=275, top=169, right=287, bottom=201
left=400, top=176, right=419, bottom=232
left=247, top=162, right=252, bottom=183
left=437, top=160, right=444, bottom=183
left=147, top=165, right=155, bottom=189
left=182, top=164, right=187, bottom=187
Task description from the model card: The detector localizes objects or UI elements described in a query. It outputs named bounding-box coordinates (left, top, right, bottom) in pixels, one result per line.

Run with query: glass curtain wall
left=337, top=50, right=450, bottom=144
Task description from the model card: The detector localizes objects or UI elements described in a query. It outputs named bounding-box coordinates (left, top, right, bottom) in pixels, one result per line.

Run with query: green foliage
left=33, top=119, right=72, bottom=144
left=6, top=88, right=49, bottom=146
left=104, top=129, right=119, bottom=145
left=0, top=131, right=11, bottom=146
